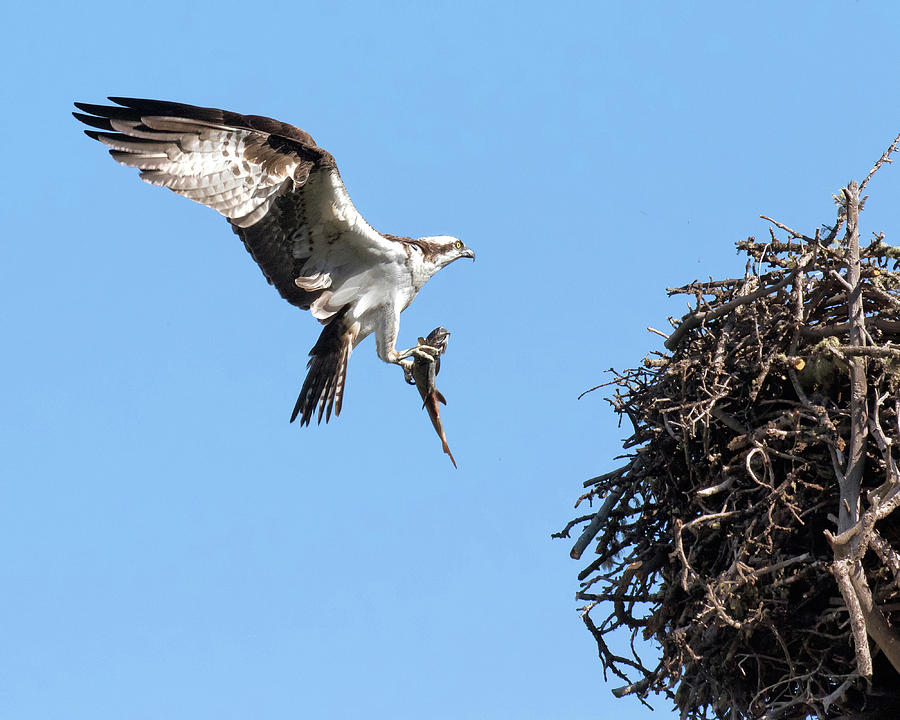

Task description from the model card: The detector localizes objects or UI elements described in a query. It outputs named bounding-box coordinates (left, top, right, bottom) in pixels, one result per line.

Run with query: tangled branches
left=558, top=136, right=900, bottom=719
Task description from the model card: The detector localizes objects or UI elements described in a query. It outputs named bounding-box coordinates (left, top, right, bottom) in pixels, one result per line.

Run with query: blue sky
left=4, top=2, right=900, bottom=718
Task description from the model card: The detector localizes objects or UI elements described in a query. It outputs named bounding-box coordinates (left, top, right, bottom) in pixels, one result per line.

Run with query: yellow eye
left=455, top=241, right=462, bottom=249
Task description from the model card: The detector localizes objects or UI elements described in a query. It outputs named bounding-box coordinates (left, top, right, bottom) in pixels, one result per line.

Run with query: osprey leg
left=395, top=344, right=443, bottom=362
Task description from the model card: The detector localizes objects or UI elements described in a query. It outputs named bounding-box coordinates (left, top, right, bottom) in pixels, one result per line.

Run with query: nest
left=557, top=141, right=900, bottom=719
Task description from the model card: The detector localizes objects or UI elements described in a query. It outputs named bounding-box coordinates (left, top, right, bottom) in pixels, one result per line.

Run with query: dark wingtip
left=289, top=395, right=302, bottom=424
left=73, top=101, right=137, bottom=122
left=109, top=96, right=162, bottom=110
left=74, top=101, right=114, bottom=115
left=73, top=111, right=115, bottom=131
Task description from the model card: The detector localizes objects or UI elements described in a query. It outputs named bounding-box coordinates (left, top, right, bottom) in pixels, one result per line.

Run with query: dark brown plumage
left=290, top=307, right=356, bottom=426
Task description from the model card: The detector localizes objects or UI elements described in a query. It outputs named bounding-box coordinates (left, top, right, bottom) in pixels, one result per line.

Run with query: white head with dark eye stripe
left=417, top=235, right=475, bottom=268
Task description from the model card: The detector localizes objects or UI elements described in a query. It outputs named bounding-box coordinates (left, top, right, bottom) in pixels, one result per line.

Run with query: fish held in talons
left=407, top=327, right=457, bottom=468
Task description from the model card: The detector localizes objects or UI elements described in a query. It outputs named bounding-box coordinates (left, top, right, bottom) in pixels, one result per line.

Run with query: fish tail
left=442, top=440, right=457, bottom=469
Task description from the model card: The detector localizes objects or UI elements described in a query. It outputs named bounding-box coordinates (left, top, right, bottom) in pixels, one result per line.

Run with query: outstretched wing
left=73, top=97, right=402, bottom=315
left=74, top=97, right=407, bottom=423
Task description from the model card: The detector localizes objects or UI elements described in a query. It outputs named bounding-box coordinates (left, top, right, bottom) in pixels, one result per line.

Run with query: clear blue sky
left=3, top=2, right=900, bottom=718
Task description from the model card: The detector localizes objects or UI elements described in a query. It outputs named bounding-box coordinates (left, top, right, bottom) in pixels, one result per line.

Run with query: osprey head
left=418, top=235, right=475, bottom=267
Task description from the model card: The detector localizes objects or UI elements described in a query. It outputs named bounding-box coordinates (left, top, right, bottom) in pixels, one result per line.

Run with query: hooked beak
left=462, top=248, right=475, bottom=261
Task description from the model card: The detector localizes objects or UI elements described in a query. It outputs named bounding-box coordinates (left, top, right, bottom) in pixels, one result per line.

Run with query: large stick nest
left=558, top=141, right=900, bottom=719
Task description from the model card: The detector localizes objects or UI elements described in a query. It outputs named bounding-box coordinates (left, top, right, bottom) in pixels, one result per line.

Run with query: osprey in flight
left=73, top=98, right=474, bottom=426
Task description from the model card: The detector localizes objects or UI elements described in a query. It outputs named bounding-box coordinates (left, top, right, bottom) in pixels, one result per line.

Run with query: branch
left=860, top=131, right=900, bottom=191
left=664, top=271, right=800, bottom=350
left=832, top=558, right=872, bottom=676
left=841, top=181, right=866, bottom=531
left=570, top=484, right=626, bottom=560
left=848, top=564, right=900, bottom=676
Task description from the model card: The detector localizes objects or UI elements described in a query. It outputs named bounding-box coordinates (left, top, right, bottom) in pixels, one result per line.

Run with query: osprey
left=73, top=98, right=474, bottom=426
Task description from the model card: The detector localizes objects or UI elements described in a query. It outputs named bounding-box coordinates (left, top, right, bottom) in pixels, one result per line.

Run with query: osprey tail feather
left=291, top=308, right=356, bottom=426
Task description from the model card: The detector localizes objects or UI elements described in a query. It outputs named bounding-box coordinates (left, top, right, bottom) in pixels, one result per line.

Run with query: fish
left=408, top=326, right=457, bottom=468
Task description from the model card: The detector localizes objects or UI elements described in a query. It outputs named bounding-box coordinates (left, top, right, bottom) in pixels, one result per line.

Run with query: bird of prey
left=73, top=97, right=474, bottom=426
